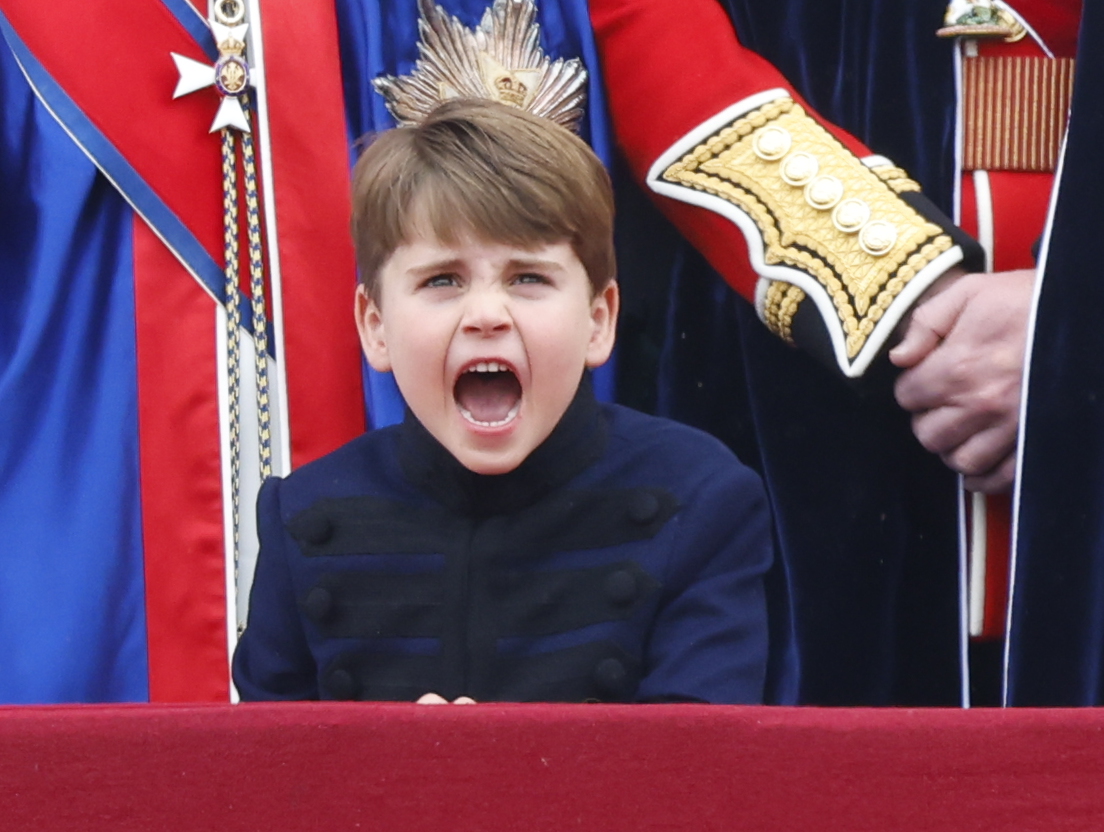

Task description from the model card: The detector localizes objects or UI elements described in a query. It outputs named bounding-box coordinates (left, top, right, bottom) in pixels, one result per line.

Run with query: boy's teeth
left=459, top=400, right=521, bottom=428
left=468, top=361, right=505, bottom=373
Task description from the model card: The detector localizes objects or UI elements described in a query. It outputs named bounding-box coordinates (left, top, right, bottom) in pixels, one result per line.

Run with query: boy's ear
left=585, top=280, right=619, bottom=369
left=355, top=284, right=392, bottom=373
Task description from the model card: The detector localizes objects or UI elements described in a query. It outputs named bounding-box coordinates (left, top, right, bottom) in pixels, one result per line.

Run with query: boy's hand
left=416, top=693, right=477, bottom=704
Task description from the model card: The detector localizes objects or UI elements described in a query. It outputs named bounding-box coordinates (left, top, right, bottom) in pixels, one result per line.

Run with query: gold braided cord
left=219, top=97, right=275, bottom=637
left=870, top=165, right=923, bottom=194
left=240, top=94, right=273, bottom=482
left=762, top=281, right=806, bottom=344
left=221, top=128, right=243, bottom=599
left=661, top=99, right=953, bottom=359
left=173, top=0, right=274, bottom=643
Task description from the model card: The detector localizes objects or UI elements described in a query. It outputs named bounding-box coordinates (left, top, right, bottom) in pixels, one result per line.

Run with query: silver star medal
left=374, top=0, right=588, bottom=132
left=170, top=0, right=253, bottom=132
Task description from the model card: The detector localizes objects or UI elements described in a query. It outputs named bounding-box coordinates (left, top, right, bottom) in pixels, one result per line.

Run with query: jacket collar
left=398, top=375, right=606, bottom=516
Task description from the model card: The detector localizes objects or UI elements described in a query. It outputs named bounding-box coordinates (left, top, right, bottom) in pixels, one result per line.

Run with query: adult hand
left=889, top=268, right=1036, bottom=493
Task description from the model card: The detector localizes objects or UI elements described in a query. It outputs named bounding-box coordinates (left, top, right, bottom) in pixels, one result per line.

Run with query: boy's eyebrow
left=505, top=256, right=565, bottom=272
left=405, top=255, right=566, bottom=275
left=406, top=256, right=465, bottom=276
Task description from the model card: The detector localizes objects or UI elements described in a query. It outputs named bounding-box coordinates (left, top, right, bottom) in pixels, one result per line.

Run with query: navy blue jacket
left=233, top=383, right=771, bottom=703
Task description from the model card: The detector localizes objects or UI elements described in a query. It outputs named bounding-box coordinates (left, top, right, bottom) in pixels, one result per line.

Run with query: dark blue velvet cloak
left=1010, top=2, right=1102, bottom=706
left=616, top=0, right=966, bottom=705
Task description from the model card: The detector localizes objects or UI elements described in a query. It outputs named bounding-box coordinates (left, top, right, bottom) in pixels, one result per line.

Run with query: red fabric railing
left=2, top=703, right=1102, bottom=830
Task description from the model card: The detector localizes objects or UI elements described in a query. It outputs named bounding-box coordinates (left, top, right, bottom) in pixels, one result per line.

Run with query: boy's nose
left=461, top=288, right=511, bottom=335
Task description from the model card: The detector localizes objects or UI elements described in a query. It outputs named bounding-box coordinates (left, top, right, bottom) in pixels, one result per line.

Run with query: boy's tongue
left=455, top=371, right=521, bottom=423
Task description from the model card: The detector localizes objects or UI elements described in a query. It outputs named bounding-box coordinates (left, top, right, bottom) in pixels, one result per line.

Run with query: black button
left=302, top=586, right=333, bottom=621
left=289, top=511, right=332, bottom=545
left=604, top=570, right=637, bottom=605
left=326, top=668, right=356, bottom=700
left=593, top=657, right=627, bottom=696
left=627, top=491, right=660, bottom=525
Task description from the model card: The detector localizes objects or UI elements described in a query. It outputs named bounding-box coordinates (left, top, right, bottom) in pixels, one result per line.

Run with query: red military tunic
left=588, top=0, right=1082, bottom=700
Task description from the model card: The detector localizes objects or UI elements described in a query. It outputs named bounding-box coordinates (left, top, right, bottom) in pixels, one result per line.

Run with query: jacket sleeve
left=232, top=476, right=320, bottom=701
left=589, top=0, right=982, bottom=377
left=634, top=453, right=773, bottom=705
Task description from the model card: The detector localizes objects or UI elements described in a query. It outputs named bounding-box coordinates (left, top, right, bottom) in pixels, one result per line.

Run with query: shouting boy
left=232, top=99, right=772, bottom=704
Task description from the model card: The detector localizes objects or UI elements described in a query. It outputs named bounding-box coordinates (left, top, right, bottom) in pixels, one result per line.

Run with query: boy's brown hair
left=350, top=98, right=615, bottom=301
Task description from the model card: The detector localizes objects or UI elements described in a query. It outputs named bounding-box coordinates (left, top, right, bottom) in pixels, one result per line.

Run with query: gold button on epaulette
left=805, top=175, right=844, bottom=210
left=859, top=221, right=898, bottom=257
left=832, top=199, right=871, bottom=234
left=780, top=152, right=818, bottom=186
left=752, top=126, right=792, bottom=161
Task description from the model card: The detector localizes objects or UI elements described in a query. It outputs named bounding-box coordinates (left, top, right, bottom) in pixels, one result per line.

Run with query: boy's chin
left=452, top=447, right=526, bottom=477
left=446, top=429, right=541, bottom=476
left=436, top=403, right=563, bottom=476
left=444, top=412, right=540, bottom=476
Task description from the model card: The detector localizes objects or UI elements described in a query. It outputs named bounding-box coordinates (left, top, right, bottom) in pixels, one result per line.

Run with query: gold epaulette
left=647, top=93, right=964, bottom=378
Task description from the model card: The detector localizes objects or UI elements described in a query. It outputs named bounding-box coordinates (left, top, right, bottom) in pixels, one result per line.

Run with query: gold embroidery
left=869, top=165, right=923, bottom=194
left=661, top=100, right=952, bottom=359
left=763, top=281, right=806, bottom=344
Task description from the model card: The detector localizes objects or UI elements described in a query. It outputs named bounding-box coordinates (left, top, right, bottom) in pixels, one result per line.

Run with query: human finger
left=894, top=350, right=966, bottom=413
left=889, top=279, right=970, bottom=368
left=889, top=315, right=945, bottom=369
left=416, top=692, right=449, bottom=704
left=963, top=452, right=1017, bottom=494
left=909, top=405, right=992, bottom=457
left=940, top=424, right=1017, bottom=479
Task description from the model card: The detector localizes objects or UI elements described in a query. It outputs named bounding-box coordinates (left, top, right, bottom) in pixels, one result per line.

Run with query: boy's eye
left=514, top=272, right=550, bottom=286
left=423, top=273, right=458, bottom=289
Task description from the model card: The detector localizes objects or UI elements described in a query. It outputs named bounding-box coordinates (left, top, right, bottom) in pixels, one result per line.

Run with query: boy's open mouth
left=455, top=361, right=522, bottom=427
